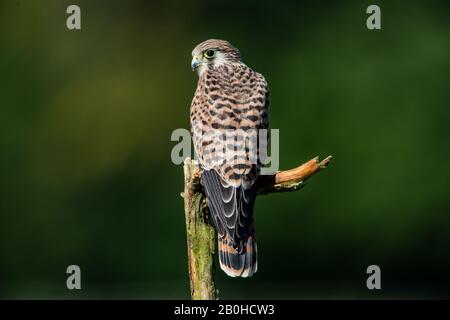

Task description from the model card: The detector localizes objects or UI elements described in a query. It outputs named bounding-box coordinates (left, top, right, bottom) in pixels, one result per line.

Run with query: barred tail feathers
left=218, top=233, right=257, bottom=278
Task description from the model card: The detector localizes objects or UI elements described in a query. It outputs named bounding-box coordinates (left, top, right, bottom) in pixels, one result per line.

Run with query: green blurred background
left=1, top=0, right=449, bottom=299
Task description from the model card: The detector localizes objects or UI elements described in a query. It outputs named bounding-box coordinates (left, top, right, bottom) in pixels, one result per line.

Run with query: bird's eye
left=204, top=49, right=215, bottom=59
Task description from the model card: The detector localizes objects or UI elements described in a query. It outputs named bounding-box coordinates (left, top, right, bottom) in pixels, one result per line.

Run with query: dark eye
left=204, top=49, right=215, bottom=58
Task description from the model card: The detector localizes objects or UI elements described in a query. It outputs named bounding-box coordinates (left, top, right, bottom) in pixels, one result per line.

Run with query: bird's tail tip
left=218, top=235, right=257, bottom=278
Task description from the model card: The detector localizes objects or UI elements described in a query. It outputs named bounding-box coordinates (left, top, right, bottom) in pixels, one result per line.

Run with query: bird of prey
left=190, top=39, right=269, bottom=277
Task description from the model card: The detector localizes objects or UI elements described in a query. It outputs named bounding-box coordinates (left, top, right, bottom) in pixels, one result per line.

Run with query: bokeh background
left=1, top=0, right=449, bottom=299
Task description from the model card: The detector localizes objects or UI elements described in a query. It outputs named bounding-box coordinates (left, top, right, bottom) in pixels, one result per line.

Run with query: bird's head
left=191, top=39, right=241, bottom=76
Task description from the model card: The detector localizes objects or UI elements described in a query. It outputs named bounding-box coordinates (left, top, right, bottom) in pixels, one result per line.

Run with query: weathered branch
left=182, top=160, right=217, bottom=300
left=256, top=156, right=332, bottom=194
left=182, top=155, right=332, bottom=300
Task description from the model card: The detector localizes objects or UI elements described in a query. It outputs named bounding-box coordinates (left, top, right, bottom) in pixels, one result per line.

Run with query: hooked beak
left=191, top=55, right=203, bottom=71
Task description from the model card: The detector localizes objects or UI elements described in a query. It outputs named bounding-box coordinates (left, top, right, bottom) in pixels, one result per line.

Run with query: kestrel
left=190, top=39, right=269, bottom=277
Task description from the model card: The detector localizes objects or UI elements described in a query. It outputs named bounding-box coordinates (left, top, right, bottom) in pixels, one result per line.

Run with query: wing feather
left=191, top=64, right=269, bottom=249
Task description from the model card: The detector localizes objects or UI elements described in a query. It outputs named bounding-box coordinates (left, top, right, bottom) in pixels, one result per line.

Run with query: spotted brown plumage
left=189, top=39, right=269, bottom=277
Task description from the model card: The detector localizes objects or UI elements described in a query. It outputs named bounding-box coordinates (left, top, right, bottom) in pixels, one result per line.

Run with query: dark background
left=1, top=0, right=449, bottom=298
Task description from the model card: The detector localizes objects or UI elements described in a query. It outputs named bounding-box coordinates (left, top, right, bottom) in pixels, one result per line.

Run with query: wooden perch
left=256, top=156, right=332, bottom=194
left=182, top=155, right=332, bottom=300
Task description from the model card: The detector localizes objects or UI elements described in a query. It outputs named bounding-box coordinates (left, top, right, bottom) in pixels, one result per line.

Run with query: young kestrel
left=190, top=39, right=269, bottom=277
